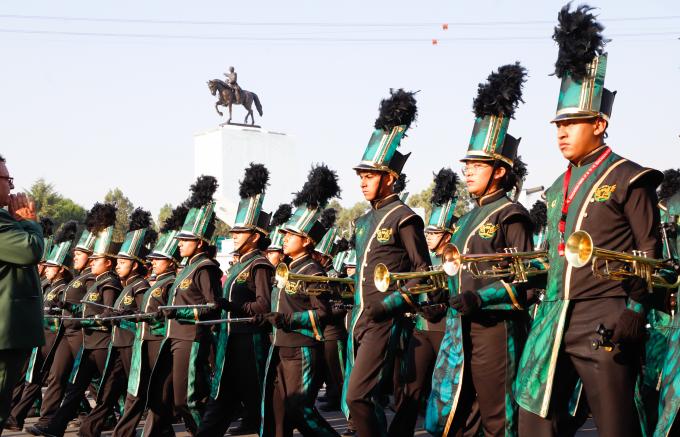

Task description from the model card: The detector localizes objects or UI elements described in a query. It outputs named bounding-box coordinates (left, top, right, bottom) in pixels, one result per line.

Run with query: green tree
left=26, top=179, right=87, bottom=225
left=327, top=199, right=369, bottom=237
left=104, top=188, right=134, bottom=241
left=157, top=203, right=173, bottom=230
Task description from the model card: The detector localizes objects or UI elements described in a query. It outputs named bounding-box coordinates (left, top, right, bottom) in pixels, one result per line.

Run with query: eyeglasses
left=0, top=176, right=13, bottom=186
left=460, top=163, right=491, bottom=176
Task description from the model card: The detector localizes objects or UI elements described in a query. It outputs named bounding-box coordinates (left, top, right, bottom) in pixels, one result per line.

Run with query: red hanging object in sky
left=442, top=23, right=449, bottom=30
left=432, top=39, right=439, bottom=45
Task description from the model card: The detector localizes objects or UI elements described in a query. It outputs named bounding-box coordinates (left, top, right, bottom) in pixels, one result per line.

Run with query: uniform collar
left=51, top=278, right=67, bottom=288
left=188, top=252, right=208, bottom=265
left=290, top=253, right=312, bottom=269
left=95, top=270, right=114, bottom=281
left=123, top=274, right=141, bottom=286
left=79, top=266, right=92, bottom=276
left=371, top=193, right=400, bottom=210
left=475, top=189, right=506, bottom=207
left=238, top=249, right=259, bottom=264
left=572, top=144, right=607, bottom=167
left=155, top=271, right=174, bottom=281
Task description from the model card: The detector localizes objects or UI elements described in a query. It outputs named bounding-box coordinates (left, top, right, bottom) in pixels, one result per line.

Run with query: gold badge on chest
left=478, top=223, right=499, bottom=239
left=123, top=295, right=134, bottom=306
left=236, top=270, right=249, bottom=283
left=375, top=228, right=393, bottom=243
left=179, top=278, right=192, bottom=290
left=152, top=288, right=163, bottom=298
left=88, top=292, right=99, bottom=302
left=46, top=292, right=57, bottom=301
left=72, top=280, right=82, bottom=288
left=593, top=184, right=616, bottom=202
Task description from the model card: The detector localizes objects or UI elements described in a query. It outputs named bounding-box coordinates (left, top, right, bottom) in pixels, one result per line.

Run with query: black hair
left=499, top=156, right=528, bottom=195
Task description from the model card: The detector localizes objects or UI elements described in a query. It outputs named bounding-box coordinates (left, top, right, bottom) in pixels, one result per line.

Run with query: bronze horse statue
left=207, top=79, right=263, bottom=125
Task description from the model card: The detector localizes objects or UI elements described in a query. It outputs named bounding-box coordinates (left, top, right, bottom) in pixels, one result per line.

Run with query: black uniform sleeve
left=398, top=215, right=433, bottom=290
left=241, top=265, right=273, bottom=315
left=193, top=267, right=221, bottom=319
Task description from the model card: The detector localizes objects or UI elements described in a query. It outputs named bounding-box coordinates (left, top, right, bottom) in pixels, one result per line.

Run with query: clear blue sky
left=1, top=0, right=678, bottom=218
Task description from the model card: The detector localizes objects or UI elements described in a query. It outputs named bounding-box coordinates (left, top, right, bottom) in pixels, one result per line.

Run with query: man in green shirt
left=0, top=153, right=45, bottom=429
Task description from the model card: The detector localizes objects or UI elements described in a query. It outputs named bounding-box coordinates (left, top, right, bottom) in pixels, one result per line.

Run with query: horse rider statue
left=224, top=66, right=242, bottom=104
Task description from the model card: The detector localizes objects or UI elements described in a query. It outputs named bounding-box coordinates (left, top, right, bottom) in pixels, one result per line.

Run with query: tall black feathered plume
left=40, top=217, right=55, bottom=237
left=510, top=156, right=529, bottom=201
left=187, top=175, right=219, bottom=208
left=394, top=173, right=408, bottom=194
left=320, top=208, right=337, bottom=229
left=529, top=200, right=548, bottom=230
left=659, top=169, right=680, bottom=201
left=293, top=164, right=341, bottom=209
left=430, top=168, right=458, bottom=206
left=128, top=208, right=152, bottom=232
left=161, top=205, right=189, bottom=233
left=270, top=204, right=292, bottom=228
left=86, top=203, right=117, bottom=234
left=374, top=88, right=418, bottom=135
left=553, top=4, right=608, bottom=81
left=239, top=163, right=269, bottom=199
left=473, top=62, right=527, bottom=119
left=53, top=220, right=78, bottom=244
left=336, top=238, right=350, bottom=253
left=348, top=232, right=356, bottom=250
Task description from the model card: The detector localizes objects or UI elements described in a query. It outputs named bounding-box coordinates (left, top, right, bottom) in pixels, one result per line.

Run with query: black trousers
left=270, top=346, right=338, bottom=437
left=9, top=331, right=58, bottom=426
left=388, top=329, right=444, bottom=437
left=0, top=348, right=31, bottom=430
left=112, top=340, right=162, bottom=437
left=44, top=347, right=109, bottom=435
left=518, top=297, right=641, bottom=437
left=36, top=332, right=82, bottom=427
left=79, top=346, right=132, bottom=437
left=143, top=338, right=211, bottom=436
left=321, top=338, right=346, bottom=404
left=197, top=333, right=267, bottom=436
left=346, top=322, right=393, bottom=437
left=445, top=318, right=519, bottom=437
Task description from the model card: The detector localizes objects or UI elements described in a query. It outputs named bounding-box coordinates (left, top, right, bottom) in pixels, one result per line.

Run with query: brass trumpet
left=275, top=263, right=355, bottom=297
left=565, top=230, right=680, bottom=289
left=451, top=246, right=549, bottom=283
left=374, top=244, right=459, bottom=294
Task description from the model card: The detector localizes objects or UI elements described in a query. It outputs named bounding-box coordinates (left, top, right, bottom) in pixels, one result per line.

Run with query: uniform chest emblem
left=550, top=199, right=557, bottom=209
left=72, top=280, right=82, bottom=288
left=593, top=184, right=616, bottom=202
left=179, top=278, right=192, bottom=290
left=236, top=270, right=249, bottom=283
left=375, top=228, right=393, bottom=243
left=123, top=295, right=134, bottom=306
left=46, top=292, right=57, bottom=301
left=478, top=223, right=499, bottom=239
left=152, top=288, right=163, bottom=298
left=88, top=292, right=99, bottom=302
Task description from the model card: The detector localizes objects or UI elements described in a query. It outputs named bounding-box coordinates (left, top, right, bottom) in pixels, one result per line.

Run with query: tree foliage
left=104, top=188, right=135, bottom=241
left=26, top=179, right=86, bottom=226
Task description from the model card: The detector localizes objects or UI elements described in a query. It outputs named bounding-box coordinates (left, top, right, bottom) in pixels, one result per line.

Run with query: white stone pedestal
left=193, top=124, right=304, bottom=225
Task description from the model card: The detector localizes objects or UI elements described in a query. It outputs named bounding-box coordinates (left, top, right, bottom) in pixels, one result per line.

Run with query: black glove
left=252, top=313, right=268, bottom=326
left=449, top=291, right=481, bottom=316
left=265, top=312, right=290, bottom=330
left=364, top=302, right=390, bottom=322
left=421, top=304, right=446, bottom=323
left=54, top=300, right=67, bottom=309
left=117, top=308, right=134, bottom=316
left=622, top=276, right=649, bottom=303
left=611, top=309, right=647, bottom=344
left=215, top=298, right=233, bottom=312
left=162, top=308, right=177, bottom=319
left=134, top=313, right=150, bottom=322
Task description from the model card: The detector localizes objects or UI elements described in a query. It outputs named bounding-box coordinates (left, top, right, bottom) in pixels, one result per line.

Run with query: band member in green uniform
left=514, top=6, right=663, bottom=437
left=113, top=205, right=186, bottom=437
left=198, top=163, right=275, bottom=436
left=389, top=168, right=458, bottom=437
left=37, top=203, right=124, bottom=436
left=652, top=169, right=680, bottom=437
left=143, top=176, right=222, bottom=436
left=342, top=89, right=432, bottom=437
left=265, top=204, right=293, bottom=267
left=426, top=63, right=533, bottom=437
left=27, top=215, right=97, bottom=435
left=260, top=164, right=341, bottom=437
left=77, top=208, right=155, bottom=437
left=6, top=221, right=76, bottom=431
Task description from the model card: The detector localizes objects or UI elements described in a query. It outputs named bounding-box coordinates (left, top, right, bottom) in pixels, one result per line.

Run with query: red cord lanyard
left=558, top=147, right=612, bottom=256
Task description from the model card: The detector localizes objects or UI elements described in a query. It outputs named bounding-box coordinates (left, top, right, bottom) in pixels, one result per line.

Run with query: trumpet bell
left=275, top=263, right=290, bottom=289
left=565, top=231, right=593, bottom=268
left=441, top=243, right=461, bottom=276
left=374, top=263, right=390, bottom=292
